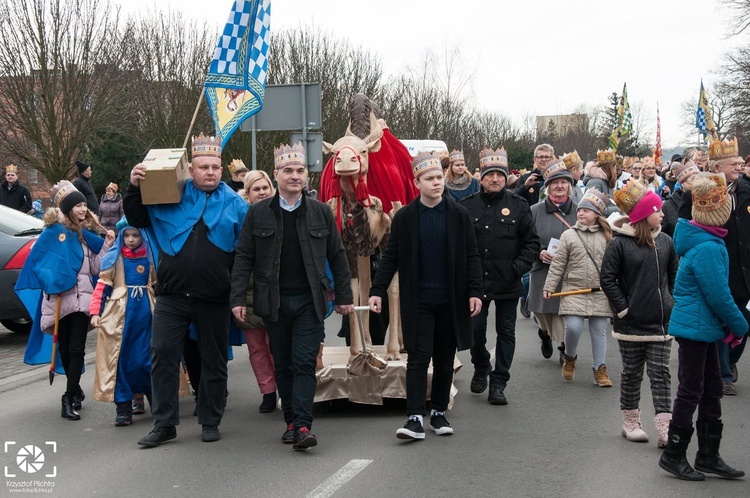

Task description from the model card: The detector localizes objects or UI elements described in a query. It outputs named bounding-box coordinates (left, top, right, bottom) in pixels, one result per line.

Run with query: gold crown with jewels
left=274, top=142, right=306, bottom=170
left=708, top=137, right=739, bottom=160
left=191, top=133, right=221, bottom=158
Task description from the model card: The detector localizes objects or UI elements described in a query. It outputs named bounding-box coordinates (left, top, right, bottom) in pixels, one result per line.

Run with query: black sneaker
left=429, top=413, right=453, bottom=436
left=292, top=427, right=317, bottom=450
left=114, top=402, right=132, bottom=427
left=470, top=367, right=491, bottom=394
left=488, top=386, right=508, bottom=405
left=281, top=423, right=295, bottom=444
left=137, top=426, right=176, bottom=448
left=132, top=396, right=146, bottom=415
left=396, top=417, right=425, bottom=440
left=73, top=387, right=85, bottom=411
left=201, top=425, right=220, bottom=442
left=539, top=329, right=553, bottom=359
left=259, top=392, right=277, bottom=413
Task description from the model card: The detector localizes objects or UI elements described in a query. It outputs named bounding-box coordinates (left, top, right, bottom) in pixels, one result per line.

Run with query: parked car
left=0, top=204, right=43, bottom=333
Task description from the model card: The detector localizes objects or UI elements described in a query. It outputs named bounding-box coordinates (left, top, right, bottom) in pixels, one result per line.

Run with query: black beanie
left=59, top=190, right=87, bottom=215
left=76, top=160, right=90, bottom=175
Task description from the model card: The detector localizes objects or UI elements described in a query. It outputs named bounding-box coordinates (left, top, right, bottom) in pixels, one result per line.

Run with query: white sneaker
left=621, top=409, right=649, bottom=442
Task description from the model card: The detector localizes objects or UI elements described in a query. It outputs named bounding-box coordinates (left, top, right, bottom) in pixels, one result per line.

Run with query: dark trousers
left=718, top=297, right=749, bottom=381
left=57, top=312, right=89, bottom=396
left=150, top=294, right=229, bottom=427
left=406, top=302, right=456, bottom=416
left=265, top=292, right=323, bottom=430
left=470, top=298, right=517, bottom=389
left=672, top=337, right=723, bottom=427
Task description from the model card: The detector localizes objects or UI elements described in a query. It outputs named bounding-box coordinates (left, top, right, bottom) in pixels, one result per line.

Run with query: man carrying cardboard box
left=123, top=133, right=249, bottom=447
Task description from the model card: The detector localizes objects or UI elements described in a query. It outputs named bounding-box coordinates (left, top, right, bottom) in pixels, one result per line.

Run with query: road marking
left=306, top=459, right=372, bottom=498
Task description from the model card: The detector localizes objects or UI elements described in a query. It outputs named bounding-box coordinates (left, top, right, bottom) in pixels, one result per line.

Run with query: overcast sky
left=118, top=0, right=745, bottom=149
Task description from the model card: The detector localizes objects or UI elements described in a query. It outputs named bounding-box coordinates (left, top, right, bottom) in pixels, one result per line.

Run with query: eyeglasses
left=535, top=155, right=552, bottom=160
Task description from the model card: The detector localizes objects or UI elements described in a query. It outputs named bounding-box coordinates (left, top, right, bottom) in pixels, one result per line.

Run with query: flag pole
left=182, top=88, right=206, bottom=149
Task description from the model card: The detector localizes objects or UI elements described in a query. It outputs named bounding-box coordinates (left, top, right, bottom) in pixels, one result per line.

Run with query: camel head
left=323, top=110, right=382, bottom=185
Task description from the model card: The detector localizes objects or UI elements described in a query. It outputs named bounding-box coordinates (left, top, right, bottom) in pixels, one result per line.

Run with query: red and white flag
left=653, top=103, right=662, bottom=167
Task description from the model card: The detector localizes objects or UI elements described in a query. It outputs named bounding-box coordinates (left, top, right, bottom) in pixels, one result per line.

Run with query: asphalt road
left=0, top=309, right=748, bottom=497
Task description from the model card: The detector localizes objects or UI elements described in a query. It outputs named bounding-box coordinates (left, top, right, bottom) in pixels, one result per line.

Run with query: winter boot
left=593, top=364, right=612, bottom=387
left=539, top=329, right=553, bottom=359
left=659, top=423, right=705, bottom=481
left=655, top=412, right=671, bottom=448
left=693, top=420, right=745, bottom=479
left=558, top=343, right=565, bottom=366
left=60, top=394, right=80, bottom=421
left=621, top=409, right=648, bottom=442
left=561, top=354, right=576, bottom=381
left=259, top=392, right=277, bottom=413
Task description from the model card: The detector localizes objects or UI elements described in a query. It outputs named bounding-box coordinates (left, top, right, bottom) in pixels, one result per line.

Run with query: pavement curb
left=0, top=350, right=97, bottom=394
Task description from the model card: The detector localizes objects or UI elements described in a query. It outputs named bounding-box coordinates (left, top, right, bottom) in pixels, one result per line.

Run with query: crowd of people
left=7, top=133, right=749, bottom=481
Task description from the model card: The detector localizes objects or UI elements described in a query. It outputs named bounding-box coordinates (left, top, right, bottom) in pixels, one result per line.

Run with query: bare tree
left=0, top=0, right=136, bottom=183
left=722, top=0, right=750, bottom=36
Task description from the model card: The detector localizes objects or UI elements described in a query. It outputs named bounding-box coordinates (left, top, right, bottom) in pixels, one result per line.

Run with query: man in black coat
left=514, top=143, right=554, bottom=205
left=72, top=160, right=99, bottom=216
left=0, top=164, right=32, bottom=213
left=369, top=151, right=483, bottom=441
left=678, top=140, right=750, bottom=395
left=460, top=148, right=540, bottom=405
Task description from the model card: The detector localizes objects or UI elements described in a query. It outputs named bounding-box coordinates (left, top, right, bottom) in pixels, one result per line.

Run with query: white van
left=399, top=139, right=448, bottom=158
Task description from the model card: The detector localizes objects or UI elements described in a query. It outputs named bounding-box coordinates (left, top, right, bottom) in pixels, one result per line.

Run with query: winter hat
left=478, top=147, right=509, bottom=179
left=543, top=158, right=574, bottom=184
left=412, top=150, right=442, bottom=179
left=76, top=160, right=90, bottom=175
left=50, top=180, right=86, bottom=215
left=577, top=189, right=608, bottom=216
left=692, top=172, right=731, bottom=227
left=614, top=179, right=662, bottom=224
left=672, top=160, right=700, bottom=184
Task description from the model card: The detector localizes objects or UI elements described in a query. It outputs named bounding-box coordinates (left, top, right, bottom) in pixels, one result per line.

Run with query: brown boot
left=593, top=364, right=612, bottom=387
left=561, top=354, right=576, bottom=381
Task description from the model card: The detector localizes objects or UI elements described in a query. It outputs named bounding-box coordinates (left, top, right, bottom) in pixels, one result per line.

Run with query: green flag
left=609, top=83, right=632, bottom=151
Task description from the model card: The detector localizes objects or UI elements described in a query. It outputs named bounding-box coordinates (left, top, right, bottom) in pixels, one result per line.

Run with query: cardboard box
left=140, top=148, right=190, bottom=205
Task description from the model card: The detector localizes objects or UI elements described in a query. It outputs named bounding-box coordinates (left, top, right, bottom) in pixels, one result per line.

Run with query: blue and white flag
left=205, top=0, right=271, bottom=149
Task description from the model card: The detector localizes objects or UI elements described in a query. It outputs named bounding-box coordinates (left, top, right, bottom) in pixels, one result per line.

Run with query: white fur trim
left=611, top=330, right=673, bottom=342
left=617, top=308, right=628, bottom=319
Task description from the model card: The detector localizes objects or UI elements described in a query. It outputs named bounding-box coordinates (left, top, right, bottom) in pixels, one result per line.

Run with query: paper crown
left=50, top=180, right=80, bottom=208
left=5, top=164, right=17, bottom=174
left=274, top=142, right=306, bottom=170
left=613, top=178, right=648, bottom=214
left=228, top=159, right=248, bottom=175
left=693, top=150, right=708, bottom=163
left=543, top=158, right=572, bottom=182
left=412, top=150, right=442, bottom=179
left=449, top=150, right=464, bottom=163
left=673, top=161, right=700, bottom=184
left=641, top=156, right=655, bottom=168
left=192, top=133, right=221, bottom=158
left=562, top=151, right=582, bottom=168
left=106, top=182, right=118, bottom=192
left=623, top=156, right=638, bottom=169
left=597, top=149, right=616, bottom=163
left=479, top=147, right=508, bottom=168
left=579, top=188, right=609, bottom=215
left=692, top=172, right=731, bottom=227
left=708, top=137, right=739, bottom=160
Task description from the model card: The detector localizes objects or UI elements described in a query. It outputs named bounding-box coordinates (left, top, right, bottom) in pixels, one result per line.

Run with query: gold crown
left=5, top=164, right=17, bottom=174
left=562, top=151, right=581, bottom=168
left=50, top=180, right=79, bottom=207
left=708, top=137, right=739, bottom=160
left=543, top=158, right=571, bottom=181
left=613, top=178, right=648, bottom=214
left=623, top=156, right=638, bottom=169
left=192, top=133, right=221, bottom=158
left=597, top=149, right=615, bottom=163
left=692, top=173, right=729, bottom=212
left=641, top=156, right=655, bottom=168
left=274, top=142, right=306, bottom=170
left=479, top=147, right=508, bottom=168
left=228, top=159, right=248, bottom=175
left=580, top=188, right=609, bottom=213
left=673, top=161, right=700, bottom=184
left=412, top=150, right=442, bottom=179
left=449, top=149, right=464, bottom=163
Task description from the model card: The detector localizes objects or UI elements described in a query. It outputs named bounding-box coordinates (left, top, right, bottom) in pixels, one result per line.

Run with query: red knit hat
left=628, top=191, right=662, bottom=224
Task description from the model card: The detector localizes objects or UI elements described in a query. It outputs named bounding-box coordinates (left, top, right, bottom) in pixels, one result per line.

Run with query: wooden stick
left=549, top=288, right=601, bottom=298
left=182, top=88, right=206, bottom=149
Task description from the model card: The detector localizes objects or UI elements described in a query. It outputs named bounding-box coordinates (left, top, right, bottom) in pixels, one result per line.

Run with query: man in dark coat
left=231, top=143, right=353, bottom=451
left=72, top=160, right=99, bottom=216
left=0, top=164, right=32, bottom=213
left=369, top=151, right=483, bottom=441
left=460, top=147, right=540, bottom=405
left=514, top=143, right=554, bottom=205
left=679, top=140, right=750, bottom=395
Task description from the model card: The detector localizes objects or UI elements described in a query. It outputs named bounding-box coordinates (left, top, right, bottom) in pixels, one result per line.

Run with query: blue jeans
left=265, top=292, right=324, bottom=430
left=563, top=315, right=608, bottom=369
left=717, top=298, right=750, bottom=382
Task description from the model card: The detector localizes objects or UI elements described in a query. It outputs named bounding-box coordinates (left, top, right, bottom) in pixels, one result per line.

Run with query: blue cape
left=100, top=225, right=156, bottom=272
left=146, top=180, right=248, bottom=256
left=15, top=224, right=104, bottom=370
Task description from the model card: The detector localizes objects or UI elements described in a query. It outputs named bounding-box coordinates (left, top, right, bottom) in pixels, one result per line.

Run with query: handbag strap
left=572, top=228, right=601, bottom=273
left=552, top=211, right=573, bottom=230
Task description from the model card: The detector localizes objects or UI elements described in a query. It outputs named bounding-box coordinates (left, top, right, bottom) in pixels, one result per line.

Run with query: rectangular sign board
left=290, top=132, right=324, bottom=173
left=240, top=83, right=322, bottom=132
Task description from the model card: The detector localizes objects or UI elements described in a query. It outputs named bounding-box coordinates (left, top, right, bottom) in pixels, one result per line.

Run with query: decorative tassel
left=354, top=176, right=371, bottom=207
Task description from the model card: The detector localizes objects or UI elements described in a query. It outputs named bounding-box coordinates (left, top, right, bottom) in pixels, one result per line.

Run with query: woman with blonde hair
left=640, top=157, right=668, bottom=197
left=444, top=150, right=479, bottom=202
left=236, top=169, right=278, bottom=413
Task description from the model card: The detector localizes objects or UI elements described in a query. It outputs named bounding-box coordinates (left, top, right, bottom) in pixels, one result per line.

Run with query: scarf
left=548, top=194, right=569, bottom=207
left=445, top=172, right=471, bottom=191
left=690, top=220, right=729, bottom=238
